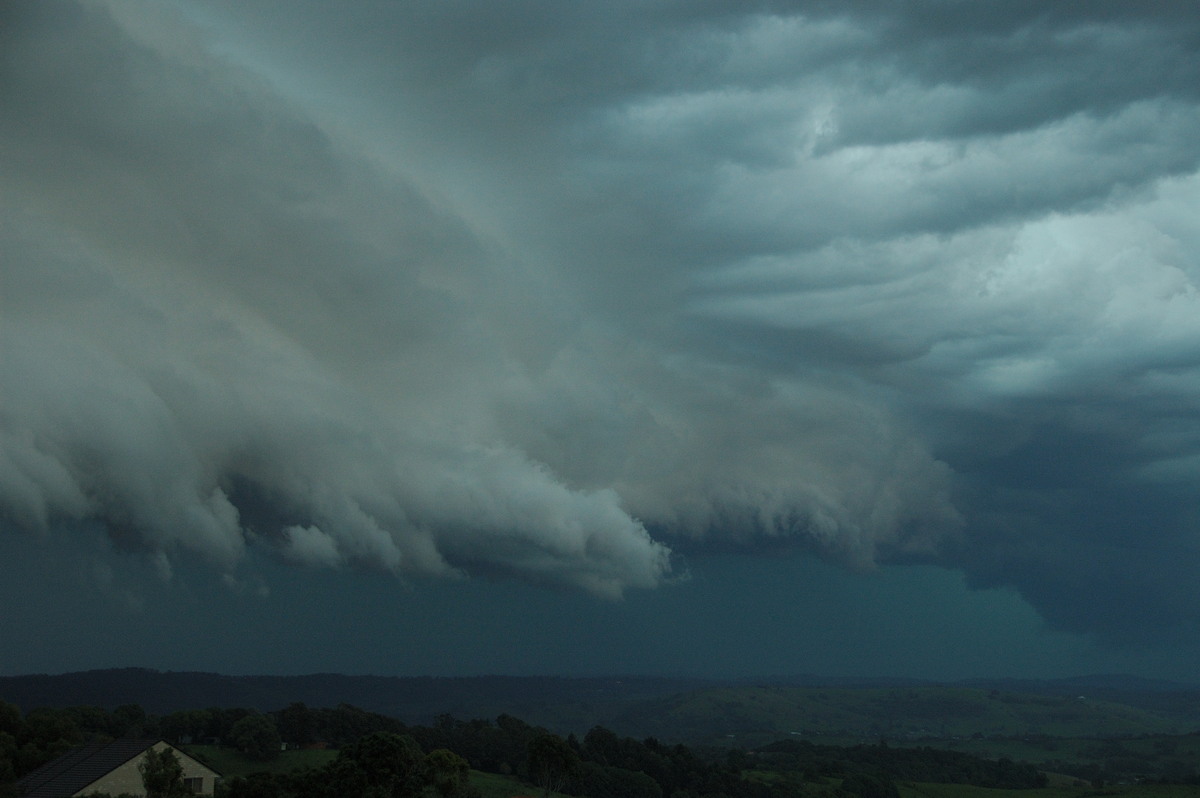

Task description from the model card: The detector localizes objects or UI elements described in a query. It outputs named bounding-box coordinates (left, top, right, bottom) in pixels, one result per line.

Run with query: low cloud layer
left=4, top=1, right=1200, bottom=641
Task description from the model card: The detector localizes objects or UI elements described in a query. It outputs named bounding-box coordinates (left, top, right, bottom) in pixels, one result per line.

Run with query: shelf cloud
left=4, top=1, right=1200, bottom=643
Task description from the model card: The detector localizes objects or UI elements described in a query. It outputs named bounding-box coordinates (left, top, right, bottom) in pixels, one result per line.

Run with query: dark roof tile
left=17, top=738, right=160, bottom=798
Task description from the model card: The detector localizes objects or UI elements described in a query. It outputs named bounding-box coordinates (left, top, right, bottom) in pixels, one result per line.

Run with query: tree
left=276, top=703, right=313, bottom=746
left=161, top=710, right=212, bottom=744
left=219, top=772, right=296, bottom=798
left=230, top=714, right=282, bottom=761
left=1, top=731, right=17, bottom=787
left=583, top=726, right=621, bottom=767
left=112, top=705, right=147, bottom=737
left=340, top=732, right=424, bottom=798
left=139, top=746, right=189, bottom=798
left=839, top=772, right=899, bottom=798
left=424, top=749, right=471, bottom=798
left=527, top=734, right=579, bottom=798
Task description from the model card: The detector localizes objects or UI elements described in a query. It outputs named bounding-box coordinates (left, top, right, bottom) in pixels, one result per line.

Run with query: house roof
left=16, top=738, right=166, bottom=798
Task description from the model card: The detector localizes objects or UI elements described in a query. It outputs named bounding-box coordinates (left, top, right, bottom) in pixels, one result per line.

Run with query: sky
left=3, top=1, right=1200, bottom=682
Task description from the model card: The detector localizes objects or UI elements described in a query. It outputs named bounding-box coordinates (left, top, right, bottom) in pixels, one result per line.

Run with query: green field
left=60, top=737, right=1200, bottom=798
left=619, top=686, right=1192, bottom=746
left=467, top=770, right=569, bottom=798
left=749, top=774, right=1200, bottom=798
left=899, top=783, right=1200, bottom=798
left=885, top=731, right=1200, bottom=784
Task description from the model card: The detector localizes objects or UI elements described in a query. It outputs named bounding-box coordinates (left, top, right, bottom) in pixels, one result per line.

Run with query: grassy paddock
left=468, top=769, right=570, bottom=798
left=899, top=782, right=1200, bottom=798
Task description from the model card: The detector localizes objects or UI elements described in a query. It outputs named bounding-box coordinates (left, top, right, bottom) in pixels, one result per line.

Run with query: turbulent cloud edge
left=5, top=0, right=1200, bottom=637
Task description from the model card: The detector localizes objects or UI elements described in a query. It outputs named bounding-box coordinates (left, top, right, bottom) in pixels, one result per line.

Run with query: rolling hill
left=4, top=670, right=1200, bottom=745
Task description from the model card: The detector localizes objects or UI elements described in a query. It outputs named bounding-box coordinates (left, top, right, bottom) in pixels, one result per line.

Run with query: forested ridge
left=0, top=670, right=708, bottom=728
left=0, top=698, right=1064, bottom=798
left=15, top=693, right=1200, bottom=798
left=6, top=670, right=1200, bottom=743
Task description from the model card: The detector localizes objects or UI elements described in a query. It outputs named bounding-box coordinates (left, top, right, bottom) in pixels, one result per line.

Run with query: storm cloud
left=4, top=1, right=1200, bottom=645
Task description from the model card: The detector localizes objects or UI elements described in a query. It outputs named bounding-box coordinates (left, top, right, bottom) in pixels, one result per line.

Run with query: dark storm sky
left=3, top=1, right=1200, bottom=680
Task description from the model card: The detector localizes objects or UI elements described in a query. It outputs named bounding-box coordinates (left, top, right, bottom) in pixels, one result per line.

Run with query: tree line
left=0, top=697, right=1063, bottom=798
left=753, top=739, right=1046, bottom=789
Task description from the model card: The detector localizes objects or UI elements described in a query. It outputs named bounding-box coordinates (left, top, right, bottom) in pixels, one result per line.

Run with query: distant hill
left=958, top=675, right=1200, bottom=725
left=4, top=669, right=1200, bottom=744
left=610, top=684, right=1200, bottom=745
left=0, top=668, right=712, bottom=731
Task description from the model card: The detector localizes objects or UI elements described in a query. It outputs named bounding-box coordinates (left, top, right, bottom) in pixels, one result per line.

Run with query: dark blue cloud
left=3, top=0, right=1200, bottom=677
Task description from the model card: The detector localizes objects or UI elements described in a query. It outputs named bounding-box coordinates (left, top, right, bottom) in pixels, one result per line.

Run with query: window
left=184, top=777, right=204, bottom=794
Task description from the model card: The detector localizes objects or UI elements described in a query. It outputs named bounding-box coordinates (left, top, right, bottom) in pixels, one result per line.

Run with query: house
left=16, top=739, right=220, bottom=798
